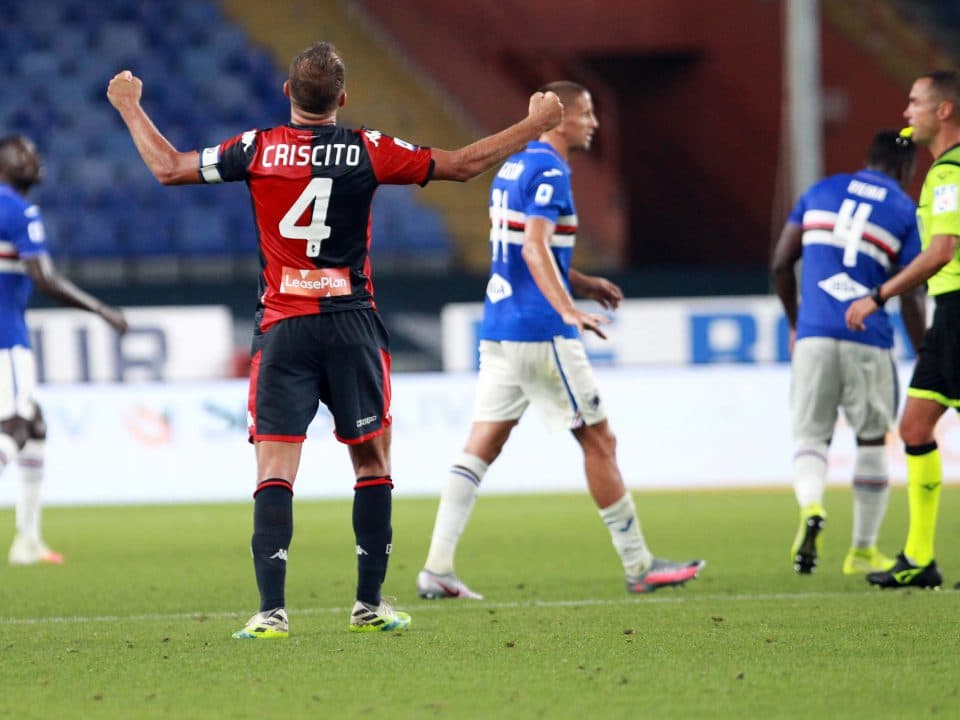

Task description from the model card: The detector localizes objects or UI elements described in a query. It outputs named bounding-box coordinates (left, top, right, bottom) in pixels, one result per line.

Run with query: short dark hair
left=920, top=70, right=960, bottom=104
left=866, top=129, right=916, bottom=177
left=537, top=80, right=589, bottom=108
left=0, top=135, right=42, bottom=192
left=288, top=42, right=345, bottom=114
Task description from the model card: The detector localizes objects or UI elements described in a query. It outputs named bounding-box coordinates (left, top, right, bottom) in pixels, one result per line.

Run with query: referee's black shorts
left=247, top=309, right=392, bottom=444
left=907, top=289, right=960, bottom=409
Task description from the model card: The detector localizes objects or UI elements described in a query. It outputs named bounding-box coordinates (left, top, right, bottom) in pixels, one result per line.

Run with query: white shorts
left=472, top=338, right=606, bottom=430
left=0, top=346, right=38, bottom=422
left=791, top=337, right=896, bottom=444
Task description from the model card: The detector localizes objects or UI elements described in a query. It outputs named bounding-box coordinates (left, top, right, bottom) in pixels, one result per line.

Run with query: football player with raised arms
left=108, top=41, right=563, bottom=636
left=417, top=81, right=705, bottom=600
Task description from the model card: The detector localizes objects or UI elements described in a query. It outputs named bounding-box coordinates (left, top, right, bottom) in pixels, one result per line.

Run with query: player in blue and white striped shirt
left=0, top=135, right=127, bottom=565
left=772, top=130, right=927, bottom=576
left=418, top=82, right=705, bottom=599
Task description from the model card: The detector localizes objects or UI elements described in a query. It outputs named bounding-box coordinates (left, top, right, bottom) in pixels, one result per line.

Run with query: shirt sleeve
left=360, top=129, right=434, bottom=186
left=199, top=129, right=258, bottom=184
left=522, top=166, right=571, bottom=224
left=11, top=202, right=47, bottom=258
left=928, top=164, right=960, bottom=237
left=786, top=194, right=805, bottom=225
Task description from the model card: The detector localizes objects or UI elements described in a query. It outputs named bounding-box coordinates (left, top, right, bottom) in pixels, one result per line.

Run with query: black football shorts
left=907, top=290, right=960, bottom=408
left=248, top=309, right=392, bottom=444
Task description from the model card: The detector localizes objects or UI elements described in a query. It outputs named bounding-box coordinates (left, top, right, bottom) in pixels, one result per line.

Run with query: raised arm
left=107, top=71, right=200, bottom=186
left=24, top=254, right=128, bottom=334
left=431, top=92, right=563, bottom=182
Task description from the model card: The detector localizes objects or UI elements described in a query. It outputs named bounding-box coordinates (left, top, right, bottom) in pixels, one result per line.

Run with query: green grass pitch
left=1, top=486, right=957, bottom=719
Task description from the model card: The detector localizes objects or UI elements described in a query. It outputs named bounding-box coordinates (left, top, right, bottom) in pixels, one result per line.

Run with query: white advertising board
left=25, top=306, right=235, bottom=382
left=1, top=365, right=956, bottom=507
left=441, top=295, right=920, bottom=370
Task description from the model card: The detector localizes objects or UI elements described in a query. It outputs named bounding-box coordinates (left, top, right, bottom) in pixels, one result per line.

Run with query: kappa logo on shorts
left=280, top=266, right=350, bottom=297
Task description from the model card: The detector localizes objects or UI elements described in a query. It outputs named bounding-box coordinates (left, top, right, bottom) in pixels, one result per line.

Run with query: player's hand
left=561, top=308, right=610, bottom=340
left=107, top=70, right=143, bottom=110
left=577, top=275, right=623, bottom=310
left=845, top=296, right=878, bottom=332
left=528, top=91, right=564, bottom=132
left=101, top=305, right=129, bottom=335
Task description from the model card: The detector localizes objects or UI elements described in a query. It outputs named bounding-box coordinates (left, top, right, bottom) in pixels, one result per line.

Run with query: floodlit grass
left=1, top=487, right=958, bottom=719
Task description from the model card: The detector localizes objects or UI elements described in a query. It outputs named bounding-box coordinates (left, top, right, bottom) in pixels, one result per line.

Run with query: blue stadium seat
left=70, top=211, right=125, bottom=258
left=2, top=0, right=454, bottom=271
left=120, top=203, right=176, bottom=257
left=174, top=204, right=229, bottom=256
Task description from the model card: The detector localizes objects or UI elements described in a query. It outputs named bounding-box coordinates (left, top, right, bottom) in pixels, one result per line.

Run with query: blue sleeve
left=787, top=194, right=806, bottom=225
left=522, top=166, right=571, bottom=224
left=11, top=201, right=47, bottom=258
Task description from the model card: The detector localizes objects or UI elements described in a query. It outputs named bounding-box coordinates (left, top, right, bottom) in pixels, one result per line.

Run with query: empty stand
left=2, top=0, right=452, bottom=280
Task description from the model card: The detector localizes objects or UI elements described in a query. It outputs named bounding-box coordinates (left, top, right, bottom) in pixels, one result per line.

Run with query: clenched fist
left=528, top=90, right=564, bottom=133
left=107, top=70, right=143, bottom=111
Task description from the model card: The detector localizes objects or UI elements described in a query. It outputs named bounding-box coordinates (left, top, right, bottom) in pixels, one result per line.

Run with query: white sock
left=599, top=493, right=653, bottom=577
left=793, top=442, right=829, bottom=511
left=852, top=445, right=890, bottom=549
left=16, top=440, right=45, bottom=544
left=424, top=453, right=488, bottom=575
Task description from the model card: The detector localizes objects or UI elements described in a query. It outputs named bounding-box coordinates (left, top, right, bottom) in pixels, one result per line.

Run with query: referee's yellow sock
left=903, top=443, right=942, bottom=567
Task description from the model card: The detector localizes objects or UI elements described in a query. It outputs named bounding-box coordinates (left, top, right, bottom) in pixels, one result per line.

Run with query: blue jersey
left=480, top=141, right=578, bottom=341
left=0, top=183, right=47, bottom=349
left=788, top=169, right=920, bottom=348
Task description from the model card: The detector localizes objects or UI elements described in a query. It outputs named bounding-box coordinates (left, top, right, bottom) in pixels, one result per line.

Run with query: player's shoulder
left=813, top=171, right=856, bottom=193
left=928, top=153, right=960, bottom=185
left=523, top=149, right=568, bottom=182
left=0, top=184, right=25, bottom=207
left=0, top=185, right=35, bottom=218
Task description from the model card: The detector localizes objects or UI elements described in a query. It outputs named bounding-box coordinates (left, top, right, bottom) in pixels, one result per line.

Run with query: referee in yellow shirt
left=847, top=70, right=960, bottom=589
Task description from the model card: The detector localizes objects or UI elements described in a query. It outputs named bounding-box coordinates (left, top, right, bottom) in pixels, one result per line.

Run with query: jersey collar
left=859, top=168, right=897, bottom=187
left=527, top=141, right=570, bottom=170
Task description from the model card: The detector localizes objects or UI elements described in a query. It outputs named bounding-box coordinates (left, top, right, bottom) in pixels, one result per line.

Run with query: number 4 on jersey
left=279, top=177, right=333, bottom=257
left=835, top=198, right=873, bottom=267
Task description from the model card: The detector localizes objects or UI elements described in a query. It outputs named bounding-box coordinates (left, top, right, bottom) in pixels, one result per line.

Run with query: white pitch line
left=1, top=589, right=953, bottom=626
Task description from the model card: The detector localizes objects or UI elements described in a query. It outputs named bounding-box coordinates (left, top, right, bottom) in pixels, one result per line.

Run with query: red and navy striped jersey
left=200, top=124, right=434, bottom=332
left=481, top=141, right=578, bottom=341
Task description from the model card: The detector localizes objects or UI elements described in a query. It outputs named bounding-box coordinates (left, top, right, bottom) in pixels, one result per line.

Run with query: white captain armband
left=200, top=146, right=223, bottom=183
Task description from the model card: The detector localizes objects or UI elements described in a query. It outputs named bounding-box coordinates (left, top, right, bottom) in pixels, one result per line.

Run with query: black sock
left=353, top=477, right=393, bottom=606
left=251, top=480, right=293, bottom=612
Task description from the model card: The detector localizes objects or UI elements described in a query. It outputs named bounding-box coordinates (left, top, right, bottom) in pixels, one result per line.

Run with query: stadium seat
left=174, top=204, right=230, bottom=256
left=2, top=0, right=452, bottom=274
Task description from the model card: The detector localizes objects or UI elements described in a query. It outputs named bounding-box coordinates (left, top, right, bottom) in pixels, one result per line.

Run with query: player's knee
left=348, top=436, right=390, bottom=477
left=27, top=405, right=46, bottom=441
left=580, top=422, right=617, bottom=459
left=0, top=417, right=29, bottom=450
left=899, top=417, right=934, bottom=447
